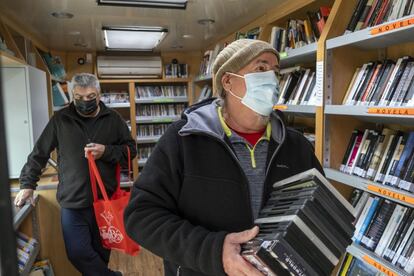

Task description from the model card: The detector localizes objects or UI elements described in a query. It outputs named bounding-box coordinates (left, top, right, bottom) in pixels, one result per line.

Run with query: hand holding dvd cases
left=241, top=169, right=356, bottom=276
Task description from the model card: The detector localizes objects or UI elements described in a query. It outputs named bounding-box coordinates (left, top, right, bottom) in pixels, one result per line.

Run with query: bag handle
left=88, top=146, right=132, bottom=201
left=88, top=151, right=110, bottom=202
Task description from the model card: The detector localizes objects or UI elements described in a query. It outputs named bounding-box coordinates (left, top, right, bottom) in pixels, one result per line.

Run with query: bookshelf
left=279, top=42, right=317, bottom=68
left=322, top=0, right=414, bottom=275
left=98, top=78, right=191, bottom=176
left=347, top=243, right=409, bottom=276
left=260, top=0, right=334, bottom=160
left=193, top=0, right=335, bottom=160
left=135, top=79, right=189, bottom=171
left=12, top=194, right=41, bottom=276
left=325, top=168, right=414, bottom=208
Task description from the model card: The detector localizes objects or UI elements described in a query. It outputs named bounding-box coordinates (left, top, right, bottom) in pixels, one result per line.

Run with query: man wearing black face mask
left=14, top=73, right=137, bottom=276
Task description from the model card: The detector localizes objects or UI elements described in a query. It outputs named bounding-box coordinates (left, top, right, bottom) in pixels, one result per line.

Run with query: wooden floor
left=108, top=248, right=164, bottom=276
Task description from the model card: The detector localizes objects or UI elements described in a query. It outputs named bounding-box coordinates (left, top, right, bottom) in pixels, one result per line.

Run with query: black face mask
left=74, top=98, right=98, bottom=115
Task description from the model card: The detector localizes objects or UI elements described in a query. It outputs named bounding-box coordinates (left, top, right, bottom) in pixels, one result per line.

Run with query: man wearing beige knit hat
left=125, top=39, right=323, bottom=276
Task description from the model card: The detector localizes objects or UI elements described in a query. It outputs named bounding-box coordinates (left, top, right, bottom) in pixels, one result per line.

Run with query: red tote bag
left=87, top=148, right=140, bottom=256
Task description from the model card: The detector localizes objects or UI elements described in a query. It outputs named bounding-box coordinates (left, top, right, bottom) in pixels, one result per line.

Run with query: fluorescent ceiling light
left=97, top=0, right=187, bottom=9
left=103, top=26, right=168, bottom=51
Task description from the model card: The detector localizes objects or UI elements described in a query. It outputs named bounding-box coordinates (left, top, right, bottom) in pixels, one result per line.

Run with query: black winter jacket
left=20, top=102, right=137, bottom=208
left=124, top=99, right=323, bottom=276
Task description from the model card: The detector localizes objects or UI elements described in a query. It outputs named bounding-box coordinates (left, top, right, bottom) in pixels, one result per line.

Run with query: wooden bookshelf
left=0, top=51, right=26, bottom=66
left=11, top=194, right=41, bottom=276
left=322, top=0, right=414, bottom=275
left=100, top=78, right=191, bottom=177
left=196, top=0, right=335, bottom=162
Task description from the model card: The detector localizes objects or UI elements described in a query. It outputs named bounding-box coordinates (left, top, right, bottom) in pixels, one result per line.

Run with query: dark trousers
left=61, top=207, right=118, bottom=276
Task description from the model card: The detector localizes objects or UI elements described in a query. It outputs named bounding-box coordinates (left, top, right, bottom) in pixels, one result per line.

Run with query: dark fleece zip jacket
left=19, top=102, right=137, bottom=209
left=124, top=98, right=323, bottom=276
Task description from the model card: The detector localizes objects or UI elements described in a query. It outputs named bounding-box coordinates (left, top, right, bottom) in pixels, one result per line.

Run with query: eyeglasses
left=228, top=70, right=282, bottom=82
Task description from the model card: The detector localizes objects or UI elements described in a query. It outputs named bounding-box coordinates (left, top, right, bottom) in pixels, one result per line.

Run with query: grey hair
left=70, top=73, right=100, bottom=93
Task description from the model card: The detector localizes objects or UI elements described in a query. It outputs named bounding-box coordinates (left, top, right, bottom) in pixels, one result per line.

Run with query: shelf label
left=367, top=107, right=414, bottom=115
left=314, top=61, right=324, bottom=107
left=367, top=185, right=414, bottom=205
left=273, top=105, right=288, bottom=110
left=153, top=118, right=174, bottom=123
left=154, top=98, right=174, bottom=103
left=279, top=52, right=288, bottom=59
left=362, top=255, right=397, bottom=276
left=371, top=16, right=414, bottom=35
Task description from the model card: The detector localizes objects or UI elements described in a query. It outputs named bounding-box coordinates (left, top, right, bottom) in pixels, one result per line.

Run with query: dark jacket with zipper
left=124, top=99, right=323, bottom=276
left=19, top=101, right=137, bottom=209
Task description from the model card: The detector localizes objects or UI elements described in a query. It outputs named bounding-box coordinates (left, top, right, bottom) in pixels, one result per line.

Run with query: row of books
left=346, top=0, right=414, bottom=33
left=277, top=66, right=318, bottom=105
left=101, top=93, right=129, bottom=104
left=164, top=63, right=188, bottom=79
left=196, top=84, right=213, bottom=103
left=269, top=7, right=330, bottom=53
left=198, top=43, right=223, bottom=77
left=30, top=259, right=54, bottom=276
left=350, top=191, right=414, bottom=274
left=17, top=232, right=38, bottom=273
left=136, top=104, right=186, bottom=117
left=39, top=50, right=66, bottom=81
left=137, top=123, right=170, bottom=138
left=342, top=56, right=414, bottom=106
left=138, top=145, right=155, bottom=163
left=339, top=253, right=382, bottom=275
left=235, top=27, right=261, bottom=40
left=340, top=128, right=414, bottom=192
left=52, top=82, right=71, bottom=107
left=135, top=85, right=187, bottom=99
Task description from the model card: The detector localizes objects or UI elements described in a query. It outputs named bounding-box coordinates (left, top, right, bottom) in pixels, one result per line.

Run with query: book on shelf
left=138, top=145, right=155, bottom=164
left=135, top=85, right=188, bottom=99
left=198, top=43, right=224, bottom=77
left=277, top=66, right=317, bottom=105
left=340, top=190, right=414, bottom=274
left=235, top=26, right=261, bottom=40
left=137, top=123, right=170, bottom=138
left=16, top=232, right=38, bottom=273
left=52, top=82, right=69, bottom=107
left=136, top=104, right=186, bottom=117
left=101, top=92, right=129, bottom=105
left=339, top=128, right=414, bottom=192
left=165, top=63, right=188, bottom=78
left=241, top=169, right=355, bottom=275
left=338, top=253, right=382, bottom=275
left=197, top=84, right=212, bottom=103
left=30, top=259, right=54, bottom=276
left=345, top=0, right=414, bottom=33
left=269, top=6, right=331, bottom=54
left=38, top=50, right=66, bottom=80
left=341, top=56, right=414, bottom=107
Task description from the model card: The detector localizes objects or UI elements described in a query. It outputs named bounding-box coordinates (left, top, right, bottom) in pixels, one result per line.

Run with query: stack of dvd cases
left=242, top=169, right=356, bottom=276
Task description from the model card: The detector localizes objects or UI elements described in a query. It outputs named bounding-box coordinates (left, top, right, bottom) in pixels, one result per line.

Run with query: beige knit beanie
left=212, top=39, right=279, bottom=98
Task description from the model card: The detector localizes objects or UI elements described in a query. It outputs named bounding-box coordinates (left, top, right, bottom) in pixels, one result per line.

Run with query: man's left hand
left=84, top=143, right=105, bottom=160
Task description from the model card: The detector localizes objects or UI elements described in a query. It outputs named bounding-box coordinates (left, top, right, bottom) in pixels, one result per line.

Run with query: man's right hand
left=14, top=189, right=34, bottom=207
left=222, top=226, right=263, bottom=276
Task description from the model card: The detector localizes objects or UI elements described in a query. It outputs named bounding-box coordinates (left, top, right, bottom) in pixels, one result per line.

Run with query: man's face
left=225, top=52, right=280, bottom=98
left=72, top=86, right=100, bottom=103
left=221, top=52, right=280, bottom=130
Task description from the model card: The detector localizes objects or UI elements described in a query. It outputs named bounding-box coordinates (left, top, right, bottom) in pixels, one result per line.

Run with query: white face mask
left=226, top=70, right=280, bottom=116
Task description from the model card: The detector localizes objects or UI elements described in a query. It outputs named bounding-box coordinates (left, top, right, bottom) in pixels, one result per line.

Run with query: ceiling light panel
left=103, top=26, right=168, bottom=51
left=97, top=0, right=187, bottom=9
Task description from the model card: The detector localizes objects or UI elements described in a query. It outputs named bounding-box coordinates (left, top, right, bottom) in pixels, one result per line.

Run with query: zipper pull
left=176, top=266, right=181, bottom=276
